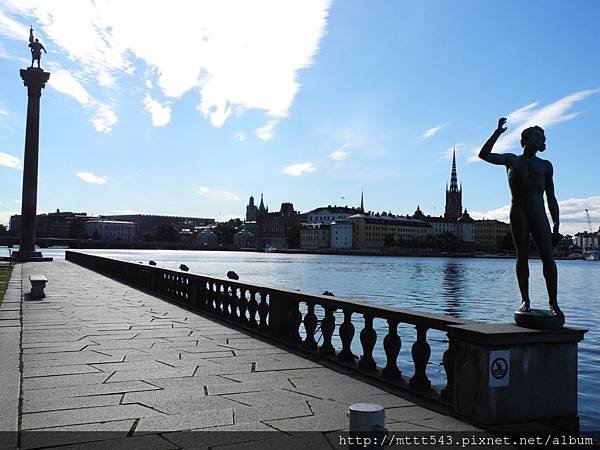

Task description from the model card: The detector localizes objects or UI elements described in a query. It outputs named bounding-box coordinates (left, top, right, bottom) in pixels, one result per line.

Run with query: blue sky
left=0, top=0, right=599, bottom=234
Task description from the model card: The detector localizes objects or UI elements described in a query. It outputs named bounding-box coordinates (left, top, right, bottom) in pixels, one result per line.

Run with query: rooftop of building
left=347, top=213, right=431, bottom=227
left=85, top=220, right=136, bottom=225
left=306, top=205, right=362, bottom=215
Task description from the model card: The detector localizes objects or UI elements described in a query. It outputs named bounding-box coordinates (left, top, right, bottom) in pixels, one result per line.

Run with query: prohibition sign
left=491, top=357, right=508, bottom=379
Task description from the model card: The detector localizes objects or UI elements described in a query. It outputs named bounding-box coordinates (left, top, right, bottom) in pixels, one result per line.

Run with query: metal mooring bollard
left=348, top=403, right=387, bottom=449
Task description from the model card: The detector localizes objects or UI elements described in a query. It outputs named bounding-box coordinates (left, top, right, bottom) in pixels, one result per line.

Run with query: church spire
left=259, top=193, right=265, bottom=211
left=444, top=147, right=463, bottom=220
left=449, top=148, right=459, bottom=192
left=360, top=189, right=364, bottom=214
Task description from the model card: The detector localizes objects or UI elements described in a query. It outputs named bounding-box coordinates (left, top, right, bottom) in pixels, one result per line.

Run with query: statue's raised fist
left=497, top=117, right=507, bottom=134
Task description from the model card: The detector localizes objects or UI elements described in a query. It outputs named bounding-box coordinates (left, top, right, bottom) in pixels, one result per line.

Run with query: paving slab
left=0, top=259, right=477, bottom=447
left=22, top=403, right=163, bottom=430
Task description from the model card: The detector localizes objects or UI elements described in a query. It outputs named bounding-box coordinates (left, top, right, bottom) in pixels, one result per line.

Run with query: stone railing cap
left=447, top=323, right=587, bottom=346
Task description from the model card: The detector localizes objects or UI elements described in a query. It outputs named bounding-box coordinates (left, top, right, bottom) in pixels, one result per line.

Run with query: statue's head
left=35, top=38, right=39, bottom=42
left=521, top=126, right=546, bottom=152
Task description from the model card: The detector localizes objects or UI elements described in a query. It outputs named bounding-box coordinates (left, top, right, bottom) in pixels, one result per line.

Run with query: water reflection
left=441, top=261, right=464, bottom=318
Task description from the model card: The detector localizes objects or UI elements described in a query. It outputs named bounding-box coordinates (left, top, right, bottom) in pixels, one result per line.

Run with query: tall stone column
left=12, top=68, right=51, bottom=261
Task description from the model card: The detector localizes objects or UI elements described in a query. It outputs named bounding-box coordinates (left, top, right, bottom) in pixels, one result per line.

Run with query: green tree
left=384, top=234, right=396, bottom=247
left=500, top=231, right=515, bottom=252
left=142, top=232, right=156, bottom=242
left=155, top=224, right=179, bottom=242
left=0, top=224, right=7, bottom=236
left=286, top=225, right=301, bottom=248
left=215, top=219, right=242, bottom=245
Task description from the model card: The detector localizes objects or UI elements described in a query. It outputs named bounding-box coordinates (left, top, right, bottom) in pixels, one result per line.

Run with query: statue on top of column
left=28, top=27, right=47, bottom=69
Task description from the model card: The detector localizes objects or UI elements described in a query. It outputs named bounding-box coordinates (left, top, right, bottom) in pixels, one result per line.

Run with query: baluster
left=198, top=280, right=207, bottom=310
left=229, top=286, right=238, bottom=319
left=320, top=307, right=336, bottom=356
left=338, top=310, right=356, bottom=362
left=238, top=289, right=247, bottom=323
left=206, top=282, right=214, bottom=312
left=248, top=290, right=258, bottom=326
left=382, top=319, right=402, bottom=379
left=258, top=292, right=269, bottom=330
left=288, top=300, right=302, bottom=344
left=409, top=325, right=432, bottom=390
left=221, top=285, right=230, bottom=317
left=359, top=314, right=377, bottom=371
left=214, top=284, right=222, bottom=314
left=441, top=334, right=455, bottom=401
left=302, top=303, right=318, bottom=350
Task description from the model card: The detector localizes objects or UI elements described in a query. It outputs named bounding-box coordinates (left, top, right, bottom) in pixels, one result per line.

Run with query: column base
left=9, top=251, right=53, bottom=262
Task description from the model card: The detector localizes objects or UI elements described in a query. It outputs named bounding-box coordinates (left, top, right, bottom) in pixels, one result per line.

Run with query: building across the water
left=473, top=219, right=511, bottom=252
left=572, top=231, right=599, bottom=252
left=84, top=220, right=136, bottom=241
left=10, top=210, right=93, bottom=239
left=300, top=223, right=331, bottom=249
left=445, top=149, right=462, bottom=220
left=254, top=195, right=302, bottom=249
left=349, top=213, right=432, bottom=250
left=100, top=214, right=215, bottom=239
left=330, top=219, right=353, bottom=249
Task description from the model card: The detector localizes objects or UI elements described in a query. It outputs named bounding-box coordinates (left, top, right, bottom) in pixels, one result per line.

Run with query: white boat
left=583, top=249, right=600, bottom=261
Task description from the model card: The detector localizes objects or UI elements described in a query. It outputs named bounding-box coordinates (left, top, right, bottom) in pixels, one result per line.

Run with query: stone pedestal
left=514, top=308, right=565, bottom=330
left=13, top=68, right=52, bottom=263
left=447, top=323, right=586, bottom=430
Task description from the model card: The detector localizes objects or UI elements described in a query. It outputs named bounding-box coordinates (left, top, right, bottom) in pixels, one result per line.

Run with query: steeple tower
left=444, top=148, right=462, bottom=220
left=259, top=193, right=265, bottom=211
left=449, top=150, right=459, bottom=192
left=360, top=190, right=364, bottom=214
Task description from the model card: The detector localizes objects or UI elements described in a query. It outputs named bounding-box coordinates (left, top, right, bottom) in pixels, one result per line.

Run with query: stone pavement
left=0, top=260, right=479, bottom=449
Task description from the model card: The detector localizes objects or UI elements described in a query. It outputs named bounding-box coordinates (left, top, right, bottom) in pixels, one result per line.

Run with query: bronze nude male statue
left=28, top=27, right=46, bottom=69
left=479, top=118, right=564, bottom=326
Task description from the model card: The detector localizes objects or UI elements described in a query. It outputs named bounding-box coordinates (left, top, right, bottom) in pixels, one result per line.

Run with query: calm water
left=3, top=248, right=599, bottom=431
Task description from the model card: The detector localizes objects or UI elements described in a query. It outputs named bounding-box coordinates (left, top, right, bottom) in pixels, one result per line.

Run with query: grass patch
left=0, top=265, right=13, bottom=305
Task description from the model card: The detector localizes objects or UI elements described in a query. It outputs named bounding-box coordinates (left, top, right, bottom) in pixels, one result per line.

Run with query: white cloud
left=0, top=10, right=29, bottom=41
left=423, top=124, right=445, bottom=139
left=0, top=210, right=18, bottom=226
left=325, top=128, right=389, bottom=158
left=76, top=172, right=107, bottom=184
left=330, top=147, right=350, bottom=161
left=0, top=151, right=21, bottom=169
left=468, top=89, right=600, bottom=161
left=196, top=186, right=240, bottom=202
left=0, top=1, right=331, bottom=129
left=0, top=41, right=11, bottom=59
left=234, top=132, right=246, bottom=142
left=255, top=120, right=279, bottom=141
left=47, top=66, right=119, bottom=133
left=49, top=68, right=92, bottom=105
left=283, top=162, right=316, bottom=176
left=90, top=103, right=117, bottom=133
left=470, top=196, right=600, bottom=235
left=143, top=94, right=171, bottom=127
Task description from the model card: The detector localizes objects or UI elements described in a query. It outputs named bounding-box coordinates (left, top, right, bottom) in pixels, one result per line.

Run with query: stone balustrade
left=65, top=251, right=470, bottom=407
left=65, top=251, right=586, bottom=430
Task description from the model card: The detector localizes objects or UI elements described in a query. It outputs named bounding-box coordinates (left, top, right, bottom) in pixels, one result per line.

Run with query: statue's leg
left=510, top=206, right=530, bottom=311
left=531, top=214, right=561, bottom=316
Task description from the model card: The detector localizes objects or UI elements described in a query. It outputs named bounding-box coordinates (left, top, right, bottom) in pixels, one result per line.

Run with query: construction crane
left=585, top=209, right=593, bottom=233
